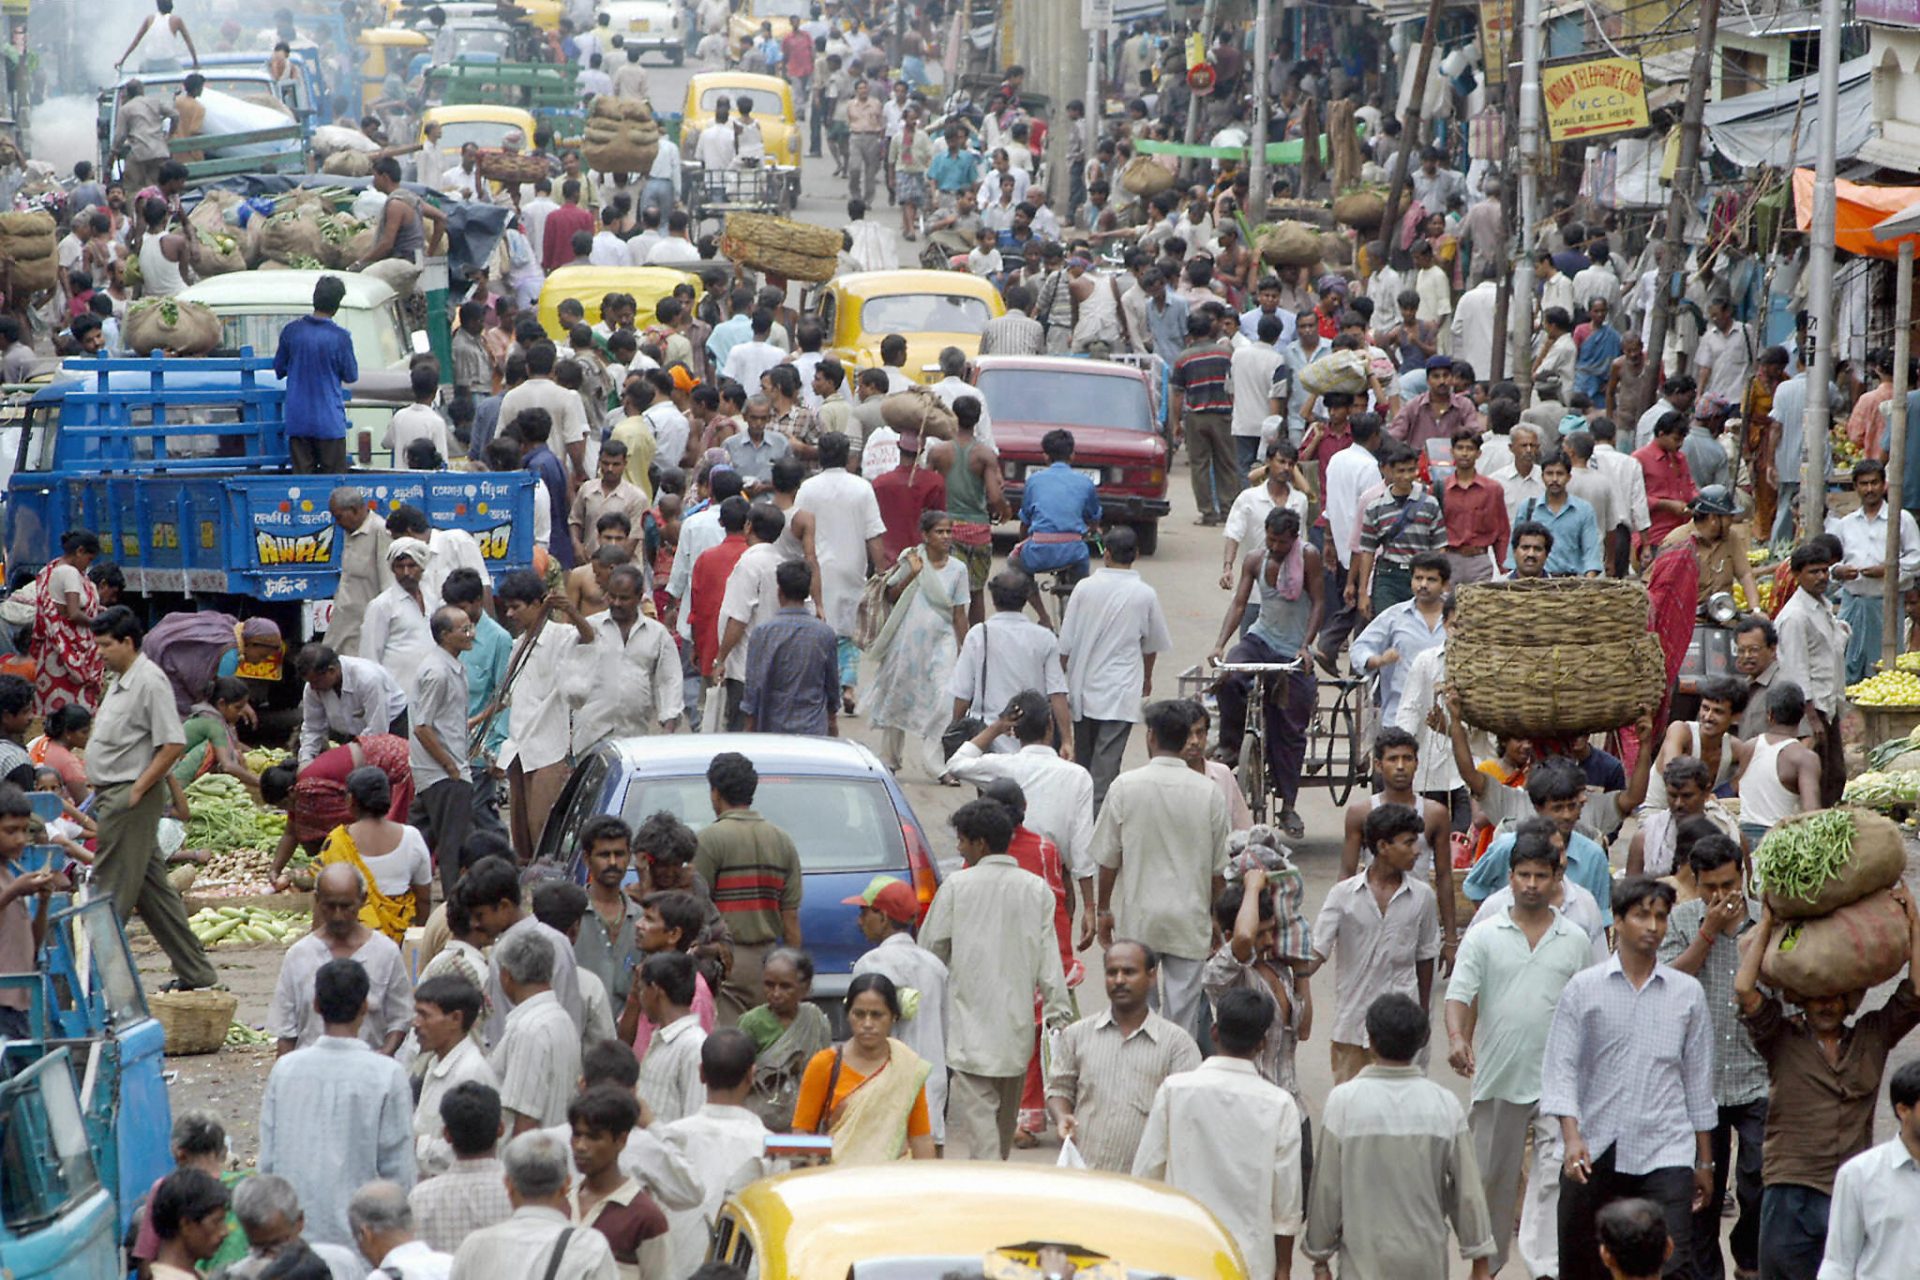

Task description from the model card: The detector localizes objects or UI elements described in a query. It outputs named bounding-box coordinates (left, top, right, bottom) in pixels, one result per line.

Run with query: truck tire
left=1132, top=520, right=1160, bottom=556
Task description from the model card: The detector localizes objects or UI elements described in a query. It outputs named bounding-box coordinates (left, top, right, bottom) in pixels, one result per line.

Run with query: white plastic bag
left=1057, top=1137, right=1087, bottom=1169
left=701, top=682, right=727, bottom=733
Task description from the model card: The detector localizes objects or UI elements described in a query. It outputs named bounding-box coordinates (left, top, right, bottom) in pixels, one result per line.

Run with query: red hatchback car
left=972, top=355, right=1172, bottom=554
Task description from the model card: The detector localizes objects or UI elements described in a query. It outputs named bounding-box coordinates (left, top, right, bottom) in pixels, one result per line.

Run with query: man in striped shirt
left=1171, top=311, right=1239, bottom=526
left=978, top=284, right=1046, bottom=356
left=691, top=752, right=803, bottom=1024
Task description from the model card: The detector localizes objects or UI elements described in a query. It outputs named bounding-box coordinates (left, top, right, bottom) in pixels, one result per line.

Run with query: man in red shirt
left=980, top=773, right=1080, bottom=1147
left=687, top=496, right=750, bottom=679
left=1633, top=409, right=1699, bottom=558
left=1391, top=356, right=1479, bottom=453
left=873, top=454, right=948, bottom=568
left=1439, top=428, right=1509, bottom=584
left=542, top=178, right=595, bottom=272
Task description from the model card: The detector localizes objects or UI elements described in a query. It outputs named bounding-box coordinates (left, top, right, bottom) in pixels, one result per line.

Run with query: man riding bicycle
left=1012, top=428, right=1103, bottom=629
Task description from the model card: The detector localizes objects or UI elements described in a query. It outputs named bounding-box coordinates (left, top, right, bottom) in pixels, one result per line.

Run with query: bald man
left=268, top=863, right=414, bottom=1057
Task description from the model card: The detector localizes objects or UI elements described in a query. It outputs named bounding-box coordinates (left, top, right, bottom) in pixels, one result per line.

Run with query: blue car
left=540, top=734, right=942, bottom=1005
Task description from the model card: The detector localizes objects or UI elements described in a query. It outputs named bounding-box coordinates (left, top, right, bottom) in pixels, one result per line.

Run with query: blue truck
left=4, top=351, right=536, bottom=656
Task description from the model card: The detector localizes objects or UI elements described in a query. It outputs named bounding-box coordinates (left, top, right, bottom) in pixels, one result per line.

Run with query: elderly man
left=294, top=645, right=408, bottom=763
left=85, top=606, right=217, bottom=991
left=227, top=1175, right=369, bottom=1280
left=260, top=958, right=416, bottom=1247
left=348, top=1181, right=451, bottom=1279
left=491, top=929, right=582, bottom=1135
left=270, top=864, right=412, bottom=1055
left=327, top=486, right=392, bottom=655
left=451, top=1131, right=619, bottom=1279
left=361, top=538, right=436, bottom=696
left=571, top=565, right=682, bottom=752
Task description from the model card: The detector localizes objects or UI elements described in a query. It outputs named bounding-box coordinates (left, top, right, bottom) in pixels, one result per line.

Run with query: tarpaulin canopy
left=1705, top=55, right=1874, bottom=169
left=1792, top=169, right=1920, bottom=259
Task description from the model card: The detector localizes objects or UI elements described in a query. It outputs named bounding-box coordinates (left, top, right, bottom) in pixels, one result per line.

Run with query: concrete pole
left=1514, top=0, right=1541, bottom=403
left=1181, top=0, right=1220, bottom=180
left=1886, top=240, right=1913, bottom=667
left=1645, top=0, right=1724, bottom=385
left=1248, top=0, right=1270, bottom=212
left=1800, top=0, right=1843, bottom=534
left=1374, top=3, right=1444, bottom=280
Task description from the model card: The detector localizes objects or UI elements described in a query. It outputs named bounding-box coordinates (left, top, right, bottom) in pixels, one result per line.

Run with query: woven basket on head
left=150, top=988, right=238, bottom=1056
left=725, top=212, right=844, bottom=260
left=1450, top=577, right=1651, bottom=648
left=726, top=239, right=838, bottom=283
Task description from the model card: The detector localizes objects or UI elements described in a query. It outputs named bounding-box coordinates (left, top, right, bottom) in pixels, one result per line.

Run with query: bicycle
left=1185, top=654, right=1372, bottom=826
left=1209, top=651, right=1315, bottom=827
left=1022, top=529, right=1105, bottom=632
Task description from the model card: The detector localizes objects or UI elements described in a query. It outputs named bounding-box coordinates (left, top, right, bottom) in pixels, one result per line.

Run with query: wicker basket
left=477, top=150, right=549, bottom=185
left=1451, top=578, right=1651, bottom=648
left=150, top=989, right=238, bottom=1056
left=1451, top=634, right=1666, bottom=737
left=724, top=212, right=843, bottom=260
left=724, top=238, right=839, bottom=283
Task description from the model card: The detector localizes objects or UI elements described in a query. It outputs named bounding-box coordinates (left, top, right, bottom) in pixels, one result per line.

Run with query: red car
left=972, top=355, right=1172, bottom=554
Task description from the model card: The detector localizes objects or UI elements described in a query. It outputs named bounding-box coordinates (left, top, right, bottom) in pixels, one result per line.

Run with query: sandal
left=1278, top=810, right=1306, bottom=839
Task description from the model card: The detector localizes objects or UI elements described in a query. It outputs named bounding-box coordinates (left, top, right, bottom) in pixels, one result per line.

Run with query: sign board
left=1080, top=0, right=1113, bottom=30
left=1859, top=0, right=1920, bottom=27
left=1479, top=0, right=1515, bottom=74
left=1541, top=56, right=1650, bottom=143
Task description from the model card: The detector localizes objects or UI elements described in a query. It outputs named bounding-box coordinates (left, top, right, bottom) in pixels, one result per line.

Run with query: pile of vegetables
left=1841, top=771, right=1920, bottom=813
left=245, top=746, right=290, bottom=775
left=1867, top=726, right=1920, bottom=771
left=188, top=905, right=309, bottom=948
left=225, top=1022, right=274, bottom=1048
left=1751, top=809, right=1858, bottom=902
left=1845, top=669, right=1920, bottom=707
left=184, top=774, right=286, bottom=854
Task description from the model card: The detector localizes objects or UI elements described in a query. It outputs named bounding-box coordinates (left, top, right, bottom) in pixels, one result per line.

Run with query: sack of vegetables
left=1759, top=889, right=1911, bottom=999
left=1752, top=807, right=1908, bottom=920
left=125, top=297, right=222, bottom=357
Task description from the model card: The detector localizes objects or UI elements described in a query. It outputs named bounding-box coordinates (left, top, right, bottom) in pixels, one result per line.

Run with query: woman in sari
left=738, top=947, right=832, bottom=1131
left=791, top=973, right=935, bottom=1164
left=263, top=733, right=415, bottom=891
left=31, top=530, right=104, bottom=716
left=170, top=677, right=263, bottom=796
left=860, top=511, right=968, bottom=779
left=315, top=766, right=433, bottom=944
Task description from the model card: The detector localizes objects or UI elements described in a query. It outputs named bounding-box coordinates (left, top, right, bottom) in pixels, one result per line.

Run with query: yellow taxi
left=682, top=72, right=801, bottom=170
left=419, top=104, right=541, bottom=165
left=537, top=265, right=705, bottom=338
left=710, top=1164, right=1248, bottom=1280
left=355, top=28, right=430, bottom=112
left=819, top=270, right=1006, bottom=386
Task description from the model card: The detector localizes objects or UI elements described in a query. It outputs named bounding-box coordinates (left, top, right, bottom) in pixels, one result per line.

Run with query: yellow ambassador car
left=711, top=1165, right=1248, bottom=1280
left=820, top=270, right=1006, bottom=385
left=419, top=105, right=541, bottom=165
left=537, top=266, right=705, bottom=338
left=682, top=72, right=802, bottom=170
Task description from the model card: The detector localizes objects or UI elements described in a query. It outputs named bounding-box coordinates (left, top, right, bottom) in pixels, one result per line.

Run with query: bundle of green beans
left=1752, top=810, right=1857, bottom=902
left=184, top=774, right=287, bottom=853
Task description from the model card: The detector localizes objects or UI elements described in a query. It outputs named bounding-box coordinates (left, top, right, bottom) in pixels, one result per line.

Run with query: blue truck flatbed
left=4, top=351, right=535, bottom=619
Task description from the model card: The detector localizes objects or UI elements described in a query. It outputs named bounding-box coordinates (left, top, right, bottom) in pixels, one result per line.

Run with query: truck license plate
left=1075, top=467, right=1102, bottom=483
left=631, top=18, right=651, bottom=30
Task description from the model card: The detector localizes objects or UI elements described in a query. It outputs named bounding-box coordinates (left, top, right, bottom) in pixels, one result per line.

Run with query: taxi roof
left=829, top=270, right=1002, bottom=300
left=421, top=104, right=540, bottom=127
left=728, top=1165, right=1244, bottom=1280
left=689, top=70, right=791, bottom=93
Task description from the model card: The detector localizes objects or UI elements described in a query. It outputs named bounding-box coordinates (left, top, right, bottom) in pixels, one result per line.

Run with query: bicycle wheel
left=1325, top=682, right=1365, bottom=807
left=1238, top=688, right=1270, bottom=824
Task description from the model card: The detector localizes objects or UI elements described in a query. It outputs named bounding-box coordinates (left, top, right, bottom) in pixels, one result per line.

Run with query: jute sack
left=1760, top=888, right=1911, bottom=998
left=1333, top=189, right=1387, bottom=231
left=1119, top=154, right=1174, bottom=197
left=1256, top=221, right=1323, bottom=267
left=1762, top=808, right=1909, bottom=919
left=321, top=150, right=374, bottom=177
left=879, top=385, right=958, bottom=439
left=126, top=297, right=222, bottom=356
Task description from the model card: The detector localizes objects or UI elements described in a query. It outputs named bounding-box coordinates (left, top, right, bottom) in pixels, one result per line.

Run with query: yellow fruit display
left=1849, top=670, right=1920, bottom=706
left=1831, top=427, right=1863, bottom=468
left=1747, top=547, right=1770, bottom=566
left=1898, top=652, right=1920, bottom=673
left=1732, top=580, right=1777, bottom=612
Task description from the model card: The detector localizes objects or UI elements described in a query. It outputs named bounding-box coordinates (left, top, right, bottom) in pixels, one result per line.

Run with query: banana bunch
left=1732, top=579, right=1776, bottom=612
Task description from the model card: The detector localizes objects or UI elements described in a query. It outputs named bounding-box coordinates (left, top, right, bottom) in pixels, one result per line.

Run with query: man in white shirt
left=519, top=181, right=560, bottom=262
left=1817, top=1061, right=1920, bottom=1280
left=384, top=367, right=451, bottom=469
left=666, top=470, right=748, bottom=644
left=712, top=504, right=786, bottom=720
left=1573, top=243, right=1622, bottom=315
left=695, top=101, right=738, bottom=173
left=1586, top=417, right=1651, bottom=573
left=1826, top=458, right=1920, bottom=684
left=494, top=571, right=596, bottom=860
left=411, top=975, right=497, bottom=1176
left=792, top=435, right=887, bottom=685
left=721, top=310, right=785, bottom=390
left=450, top=1131, right=619, bottom=1280
left=1230, top=316, right=1286, bottom=472
left=570, top=566, right=682, bottom=753
left=588, top=216, right=630, bottom=267
left=1490, top=424, right=1547, bottom=523
left=928, top=347, right=995, bottom=448
left=347, top=1180, right=453, bottom=1280
left=1056, top=527, right=1173, bottom=808
left=636, top=952, right=708, bottom=1125
left=499, top=343, right=592, bottom=485
left=646, top=210, right=702, bottom=265
left=1451, top=267, right=1503, bottom=382
left=1694, top=296, right=1755, bottom=407
left=946, top=577, right=1071, bottom=750
left=361, top=539, right=436, bottom=697
left=659, top=1031, right=771, bottom=1280
left=1313, top=415, right=1384, bottom=666
left=490, top=929, right=582, bottom=1133
left=295, top=648, right=408, bottom=763
left=1133, top=988, right=1305, bottom=1280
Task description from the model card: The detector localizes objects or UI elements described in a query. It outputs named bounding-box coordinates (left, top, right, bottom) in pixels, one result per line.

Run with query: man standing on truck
left=353, top=159, right=448, bottom=274
left=109, top=81, right=178, bottom=195
left=275, top=276, right=360, bottom=475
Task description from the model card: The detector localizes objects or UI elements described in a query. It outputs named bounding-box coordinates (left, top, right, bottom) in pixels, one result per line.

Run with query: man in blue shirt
left=273, top=275, right=359, bottom=474
left=927, top=127, right=982, bottom=206
left=1011, top=428, right=1101, bottom=629
left=442, top=567, right=510, bottom=839
left=1507, top=449, right=1602, bottom=576
left=514, top=407, right=576, bottom=569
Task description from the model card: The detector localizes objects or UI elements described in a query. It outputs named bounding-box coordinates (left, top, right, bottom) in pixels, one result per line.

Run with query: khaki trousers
left=949, top=1069, right=1023, bottom=1161
left=507, top=760, right=569, bottom=862
left=715, top=938, right=774, bottom=1028
left=93, top=781, right=217, bottom=989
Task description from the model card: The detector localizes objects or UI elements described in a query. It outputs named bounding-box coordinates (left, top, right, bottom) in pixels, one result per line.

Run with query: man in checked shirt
left=1540, top=876, right=1718, bottom=1280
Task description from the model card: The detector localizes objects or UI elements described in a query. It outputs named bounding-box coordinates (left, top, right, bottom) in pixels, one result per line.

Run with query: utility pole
left=1181, top=0, right=1220, bottom=180
left=1645, top=0, right=1724, bottom=388
left=1372, top=0, right=1444, bottom=277
left=1885, top=241, right=1912, bottom=666
left=1248, top=0, right=1271, bottom=210
left=1800, top=0, right=1843, bottom=533
left=1513, top=0, right=1541, bottom=403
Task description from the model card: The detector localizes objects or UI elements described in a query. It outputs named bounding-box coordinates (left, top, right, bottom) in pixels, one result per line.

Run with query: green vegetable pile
left=1842, top=771, right=1920, bottom=812
left=127, top=296, right=181, bottom=326
left=184, top=774, right=286, bottom=854
left=244, top=746, right=290, bottom=776
left=225, top=1021, right=274, bottom=1047
left=1752, top=809, right=1857, bottom=901
left=285, top=253, right=327, bottom=270
left=189, top=905, right=308, bottom=948
left=316, top=213, right=366, bottom=245
left=1869, top=728, right=1920, bottom=771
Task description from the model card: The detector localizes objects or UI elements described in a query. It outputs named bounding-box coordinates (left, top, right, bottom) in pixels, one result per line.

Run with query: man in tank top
left=1736, top=681, right=1822, bottom=850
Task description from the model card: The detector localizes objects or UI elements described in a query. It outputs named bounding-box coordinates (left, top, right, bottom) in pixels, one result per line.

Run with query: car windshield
left=213, top=305, right=409, bottom=371
left=699, top=87, right=770, bottom=113
left=619, top=773, right=906, bottom=872
left=435, top=120, right=526, bottom=152
left=752, top=0, right=812, bottom=17
left=859, top=294, right=991, bottom=336
left=444, top=25, right=515, bottom=58
left=977, top=368, right=1153, bottom=430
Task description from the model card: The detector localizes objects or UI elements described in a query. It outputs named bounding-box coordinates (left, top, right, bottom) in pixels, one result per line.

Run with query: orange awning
left=1794, top=169, right=1920, bottom=259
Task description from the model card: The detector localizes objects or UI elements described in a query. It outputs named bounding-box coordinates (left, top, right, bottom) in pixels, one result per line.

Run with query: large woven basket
left=720, top=234, right=839, bottom=283
left=1451, top=577, right=1651, bottom=647
left=724, top=212, right=844, bottom=260
left=150, top=988, right=238, bottom=1056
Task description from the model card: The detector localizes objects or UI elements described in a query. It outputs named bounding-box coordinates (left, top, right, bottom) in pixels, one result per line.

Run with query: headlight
left=1706, top=591, right=1739, bottom=626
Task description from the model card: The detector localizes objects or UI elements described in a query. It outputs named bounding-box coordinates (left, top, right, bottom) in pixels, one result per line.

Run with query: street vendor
left=263, top=735, right=415, bottom=892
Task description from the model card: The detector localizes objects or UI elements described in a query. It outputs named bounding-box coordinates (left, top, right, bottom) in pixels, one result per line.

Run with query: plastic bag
left=1057, top=1137, right=1086, bottom=1169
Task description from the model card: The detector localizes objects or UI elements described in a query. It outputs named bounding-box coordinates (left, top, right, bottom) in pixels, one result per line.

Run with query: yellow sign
left=1479, top=0, right=1515, bottom=79
left=1541, top=56, right=1649, bottom=143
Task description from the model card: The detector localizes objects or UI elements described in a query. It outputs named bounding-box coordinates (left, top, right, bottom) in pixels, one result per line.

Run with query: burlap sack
left=125, top=297, right=222, bottom=356
left=1119, top=154, right=1174, bottom=198
left=359, top=258, right=421, bottom=297
left=1760, top=888, right=1912, bottom=998
left=0, top=233, right=53, bottom=262
left=880, top=385, right=958, bottom=439
left=4, top=255, right=56, bottom=293
left=321, top=150, right=374, bottom=177
left=1333, top=189, right=1387, bottom=231
left=260, top=211, right=329, bottom=265
left=725, top=212, right=842, bottom=259
left=1257, top=221, right=1323, bottom=268
left=1762, top=809, right=1910, bottom=919
left=193, top=229, right=247, bottom=276
left=0, top=211, right=55, bottom=239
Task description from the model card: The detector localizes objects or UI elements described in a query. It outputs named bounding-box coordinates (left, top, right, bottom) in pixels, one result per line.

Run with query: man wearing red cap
left=846, top=875, right=950, bottom=1146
